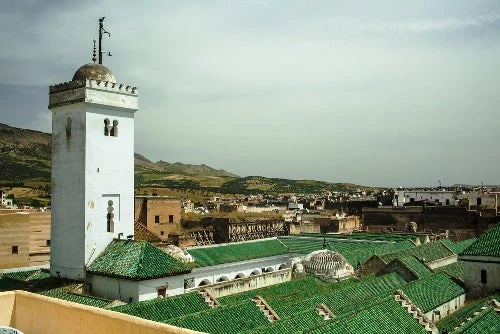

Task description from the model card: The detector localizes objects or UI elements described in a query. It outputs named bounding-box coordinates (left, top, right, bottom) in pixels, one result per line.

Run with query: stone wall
left=135, top=196, right=182, bottom=241
left=462, top=255, right=500, bottom=299
left=200, top=269, right=291, bottom=298
left=0, top=213, right=30, bottom=268
left=362, top=206, right=495, bottom=239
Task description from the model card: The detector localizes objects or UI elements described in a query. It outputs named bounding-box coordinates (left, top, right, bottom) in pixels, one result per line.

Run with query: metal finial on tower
left=92, top=40, right=97, bottom=63
left=98, top=17, right=112, bottom=65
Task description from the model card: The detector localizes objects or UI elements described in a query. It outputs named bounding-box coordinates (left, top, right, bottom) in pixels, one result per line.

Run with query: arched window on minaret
left=111, top=119, right=118, bottom=137
left=104, top=118, right=111, bottom=136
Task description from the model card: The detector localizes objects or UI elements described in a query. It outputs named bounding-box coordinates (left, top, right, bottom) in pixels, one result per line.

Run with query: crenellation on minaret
left=49, top=79, right=138, bottom=110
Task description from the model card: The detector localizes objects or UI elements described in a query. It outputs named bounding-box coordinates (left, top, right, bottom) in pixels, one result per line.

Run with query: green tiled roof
left=442, top=238, right=477, bottom=255
left=0, top=270, right=112, bottom=308
left=402, top=273, right=465, bottom=313
left=247, top=309, right=324, bottom=334
left=187, top=239, right=289, bottom=267
left=307, top=297, right=429, bottom=334
left=110, top=292, right=210, bottom=322
left=218, top=275, right=353, bottom=306
left=452, top=306, right=500, bottom=334
left=381, top=241, right=455, bottom=264
left=1, top=269, right=51, bottom=282
left=87, top=239, right=191, bottom=280
left=461, top=223, right=500, bottom=257
left=437, top=294, right=500, bottom=332
left=396, top=256, right=432, bottom=278
left=435, top=261, right=465, bottom=281
left=166, top=300, right=269, bottom=333
left=268, top=273, right=407, bottom=318
left=278, top=236, right=415, bottom=268
left=299, top=232, right=424, bottom=243
left=39, top=285, right=112, bottom=308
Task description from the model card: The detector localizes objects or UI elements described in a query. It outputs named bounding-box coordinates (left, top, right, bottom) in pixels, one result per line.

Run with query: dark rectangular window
left=155, top=215, right=160, bottom=224
left=477, top=198, right=482, bottom=206
left=46, top=240, right=51, bottom=246
left=169, top=215, right=174, bottom=223
left=12, top=246, right=18, bottom=254
left=160, top=231, right=164, bottom=236
left=157, top=287, right=166, bottom=298
left=481, top=269, right=487, bottom=284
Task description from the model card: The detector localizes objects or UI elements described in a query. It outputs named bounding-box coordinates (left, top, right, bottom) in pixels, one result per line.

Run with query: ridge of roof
left=461, top=223, right=500, bottom=257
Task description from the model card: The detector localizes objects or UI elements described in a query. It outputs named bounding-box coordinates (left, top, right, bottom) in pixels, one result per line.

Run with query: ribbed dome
left=72, top=63, right=116, bottom=83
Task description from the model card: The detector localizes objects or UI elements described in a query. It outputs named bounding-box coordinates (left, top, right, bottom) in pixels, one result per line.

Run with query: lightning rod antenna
left=98, top=17, right=111, bottom=65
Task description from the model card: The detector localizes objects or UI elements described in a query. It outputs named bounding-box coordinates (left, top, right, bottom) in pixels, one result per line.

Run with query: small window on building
left=155, top=215, right=160, bottom=224
left=481, top=269, right=487, bottom=284
left=107, top=200, right=115, bottom=233
left=446, top=199, right=450, bottom=205
left=110, top=120, right=118, bottom=137
left=46, top=240, right=51, bottom=246
left=128, top=297, right=133, bottom=303
left=157, top=287, right=166, bottom=298
left=160, top=231, right=164, bottom=236
left=169, top=215, right=174, bottom=223
left=11, top=246, right=18, bottom=254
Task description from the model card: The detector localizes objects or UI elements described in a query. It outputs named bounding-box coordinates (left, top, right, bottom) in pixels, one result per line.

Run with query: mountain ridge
left=0, top=122, right=369, bottom=194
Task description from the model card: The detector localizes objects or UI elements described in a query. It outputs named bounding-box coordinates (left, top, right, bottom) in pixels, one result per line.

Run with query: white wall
left=50, top=104, right=87, bottom=280
left=90, top=275, right=139, bottom=303
left=462, top=256, right=500, bottom=298
left=425, top=255, right=457, bottom=270
left=50, top=80, right=138, bottom=281
left=90, top=274, right=185, bottom=303
left=426, top=294, right=465, bottom=323
left=396, top=191, right=456, bottom=206
left=137, top=276, right=185, bottom=301
left=84, top=107, right=135, bottom=267
left=189, top=255, right=291, bottom=287
left=200, top=269, right=291, bottom=298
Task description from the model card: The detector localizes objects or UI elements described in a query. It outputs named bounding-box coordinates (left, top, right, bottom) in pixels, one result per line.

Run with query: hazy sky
left=1, top=1, right=499, bottom=187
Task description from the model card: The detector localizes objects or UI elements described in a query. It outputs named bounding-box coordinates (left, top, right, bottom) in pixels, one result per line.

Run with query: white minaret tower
left=48, top=44, right=138, bottom=280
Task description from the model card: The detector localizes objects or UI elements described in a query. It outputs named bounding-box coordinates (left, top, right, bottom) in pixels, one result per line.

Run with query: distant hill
left=220, top=176, right=364, bottom=194
left=135, top=153, right=238, bottom=178
left=0, top=123, right=51, bottom=182
left=0, top=123, right=370, bottom=194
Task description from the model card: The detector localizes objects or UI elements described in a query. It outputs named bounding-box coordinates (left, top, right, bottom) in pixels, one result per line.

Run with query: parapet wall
left=202, top=269, right=291, bottom=298
left=0, top=290, right=198, bottom=334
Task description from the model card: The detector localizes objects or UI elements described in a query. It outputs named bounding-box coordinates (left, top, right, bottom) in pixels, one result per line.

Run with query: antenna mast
left=98, top=17, right=111, bottom=65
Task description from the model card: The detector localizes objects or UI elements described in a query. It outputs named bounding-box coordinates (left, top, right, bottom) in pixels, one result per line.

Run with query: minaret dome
left=72, top=63, right=116, bottom=83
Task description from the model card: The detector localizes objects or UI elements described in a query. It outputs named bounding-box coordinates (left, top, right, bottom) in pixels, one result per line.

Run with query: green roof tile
left=110, top=292, right=210, bottom=322
left=187, top=239, right=289, bottom=267
left=451, top=306, right=500, bottom=334
left=381, top=241, right=455, bottom=264
left=166, top=300, right=269, bottom=333
left=437, top=294, right=500, bottom=332
left=87, top=239, right=191, bottom=279
left=307, top=297, right=429, bottom=334
left=402, top=273, right=465, bottom=313
left=461, top=223, right=500, bottom=257
left=435, top=261, right=465, bottom=281
left=396, top=256, right=433, bottom=278
left=1, top=269, right=51, bottom=282
left=39, top=285, right=112, bottom=308
left=442, top=238, right=477, bottom=255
